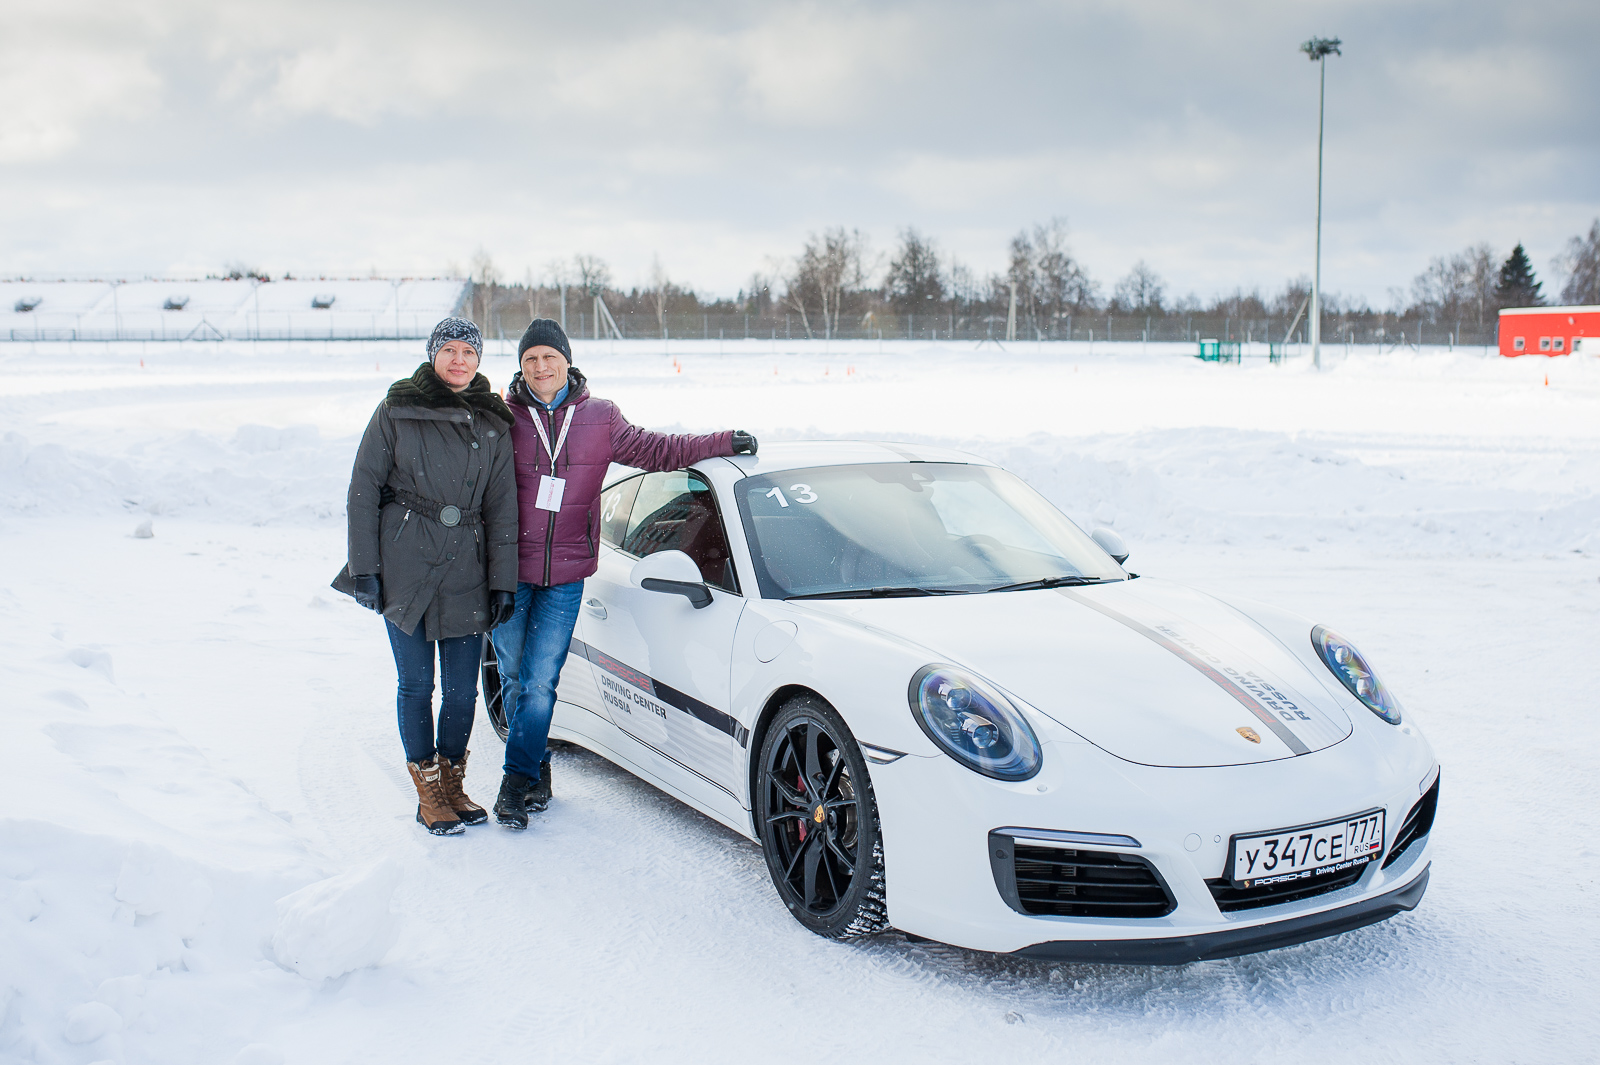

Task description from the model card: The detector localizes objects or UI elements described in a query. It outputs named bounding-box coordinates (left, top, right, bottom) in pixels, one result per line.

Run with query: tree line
left=461, top=217, right=1600, bottom=345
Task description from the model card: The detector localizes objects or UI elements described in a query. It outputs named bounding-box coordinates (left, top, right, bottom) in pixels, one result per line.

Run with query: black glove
left=488, top=590, right=516, bottom=629
left=352, top=574, right=383, bottom=612
left=731, top=430, right=758, bottom=455
left=379, top=485, right=396, bottom=507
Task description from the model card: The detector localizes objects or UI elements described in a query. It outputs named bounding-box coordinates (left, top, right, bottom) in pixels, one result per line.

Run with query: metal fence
left=478, top=308, right=1500, bottom=349
left=7, top=308, right=1500, bottom=350
left=4, top=315, right=445, bottom=343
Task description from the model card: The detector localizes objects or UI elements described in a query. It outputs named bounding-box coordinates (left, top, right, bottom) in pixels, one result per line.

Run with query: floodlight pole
left=1301, top=36, right=1341, bottom=370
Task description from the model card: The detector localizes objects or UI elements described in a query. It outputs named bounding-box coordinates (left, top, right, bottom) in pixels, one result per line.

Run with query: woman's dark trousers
left=386, top=619, right=481, bottom=763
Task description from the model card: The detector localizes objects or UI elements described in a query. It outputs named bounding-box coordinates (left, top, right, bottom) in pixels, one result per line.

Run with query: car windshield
left=733, top=462, right=1125, bottom=599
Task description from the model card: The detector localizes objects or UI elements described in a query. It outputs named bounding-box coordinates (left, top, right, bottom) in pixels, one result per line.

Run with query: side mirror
left=630, top=549, right=713, bottom=609
left=1091, top=527, right=1129, bottom=566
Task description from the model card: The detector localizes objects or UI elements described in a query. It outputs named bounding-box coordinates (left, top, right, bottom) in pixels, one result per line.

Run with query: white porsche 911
left=482, top=442, right=1439, bottom=963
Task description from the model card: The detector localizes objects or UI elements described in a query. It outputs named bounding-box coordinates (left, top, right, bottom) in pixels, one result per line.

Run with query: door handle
left=584, top=597, right=608, bottom=620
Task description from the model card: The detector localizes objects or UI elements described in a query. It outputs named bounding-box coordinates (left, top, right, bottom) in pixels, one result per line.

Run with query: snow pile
left=0, top=586, right=394, bottom=1062
left=270, top=860, right=400, bottom=981
left=0, top=423, right=345, bottom=527
left=0, top=340, right=1596, bottom=1063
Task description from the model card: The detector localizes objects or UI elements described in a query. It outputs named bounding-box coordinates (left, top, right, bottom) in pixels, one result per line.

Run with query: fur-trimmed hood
left=386, top=362, right=513, bottom=429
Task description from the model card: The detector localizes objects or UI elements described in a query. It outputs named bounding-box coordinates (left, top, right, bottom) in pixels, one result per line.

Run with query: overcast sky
left=4, top=0, right=1597, bottom=305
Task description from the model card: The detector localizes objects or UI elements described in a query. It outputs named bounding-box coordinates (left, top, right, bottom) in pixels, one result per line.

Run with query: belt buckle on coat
left=438, top=504, right=462, bottom=527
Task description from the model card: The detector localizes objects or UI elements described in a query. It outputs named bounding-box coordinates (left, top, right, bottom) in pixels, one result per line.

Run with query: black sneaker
left=524, top=760, right=552, bottom=811
left=494, top=772, right=533, bottom=830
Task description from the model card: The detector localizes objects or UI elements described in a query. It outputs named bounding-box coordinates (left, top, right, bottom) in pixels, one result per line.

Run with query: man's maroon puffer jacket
left=506, top=367, right=734, bottom=587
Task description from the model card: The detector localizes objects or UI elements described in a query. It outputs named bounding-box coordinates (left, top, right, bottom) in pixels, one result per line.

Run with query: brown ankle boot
left=407, top=757, right=465, bottom=835
left=438, top=751, right=488, bottom=825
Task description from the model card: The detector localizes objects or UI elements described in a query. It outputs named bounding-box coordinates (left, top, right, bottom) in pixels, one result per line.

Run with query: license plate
left=1229, top=809, right=1385, bottom=887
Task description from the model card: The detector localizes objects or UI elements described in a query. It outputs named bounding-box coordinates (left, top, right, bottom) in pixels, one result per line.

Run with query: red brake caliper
left=795, top=771, right=807, bottom=840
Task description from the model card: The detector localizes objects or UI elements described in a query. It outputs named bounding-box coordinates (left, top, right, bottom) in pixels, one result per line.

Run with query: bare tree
left=1556, top=218, right=1600, bottom=305
left=470, top=248, right=500, bottom=286
left=884, top=228, right=945, bottom=310
left=743, top=271, right=776, bottom=317
left=1112, top=261, right=1165, bottom=313
left=783, top=228, right=868, bottom=339
left=573, top=253, right=611, bottom=295
left=469, top=248, right=502, bottom=327
left=648, top=254, right=670, bottom=337
left=1003, top=218, right=1096, bottom=337
left=1412, top=244, right=1496, bottom=326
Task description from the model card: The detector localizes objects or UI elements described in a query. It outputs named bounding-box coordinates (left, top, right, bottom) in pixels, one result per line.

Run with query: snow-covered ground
left=3, top=339, right=1598, bottom=1064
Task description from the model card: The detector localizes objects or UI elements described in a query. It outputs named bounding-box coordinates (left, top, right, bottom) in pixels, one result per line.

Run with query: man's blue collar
left=533, top=382, right=569, bottom=412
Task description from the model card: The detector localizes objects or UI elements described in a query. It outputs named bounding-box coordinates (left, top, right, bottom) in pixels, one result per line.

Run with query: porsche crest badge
left=1236, top=726, right=1261, bottom=744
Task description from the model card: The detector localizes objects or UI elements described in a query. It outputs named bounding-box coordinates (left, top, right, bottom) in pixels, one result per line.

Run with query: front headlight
left=1312, top=625, right=1402, bottom=725
left=908, top=664, right=1042, bottom=780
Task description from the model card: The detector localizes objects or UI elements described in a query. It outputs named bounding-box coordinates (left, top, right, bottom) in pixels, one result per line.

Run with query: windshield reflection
left=734, top=463, right=1124, bottom=600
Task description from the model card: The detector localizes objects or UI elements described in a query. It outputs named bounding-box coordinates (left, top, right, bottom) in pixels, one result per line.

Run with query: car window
left=599, top=474, right=644, bottom=548
left=620, top=470, right=740, bottom=593
left=734, top=462, right=1123, bottom=599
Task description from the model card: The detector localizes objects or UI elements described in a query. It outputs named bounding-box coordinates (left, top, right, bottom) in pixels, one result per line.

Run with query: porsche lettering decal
left=570, top=638, right=751, bottom=747
left=1055, top=590, right=1312, bottom=755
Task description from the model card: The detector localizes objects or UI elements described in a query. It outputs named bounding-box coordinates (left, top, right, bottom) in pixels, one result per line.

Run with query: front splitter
left=1012, top=865, right=1429, bottom=965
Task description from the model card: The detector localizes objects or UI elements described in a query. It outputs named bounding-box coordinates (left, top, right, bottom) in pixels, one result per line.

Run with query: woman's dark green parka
left=338, top=364, right=518, bottom=640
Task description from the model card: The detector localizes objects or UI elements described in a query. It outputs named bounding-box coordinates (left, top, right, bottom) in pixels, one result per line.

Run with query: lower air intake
left=1383, top=772, right=1440, bottom=869
left=989, top=832, right=1175, bottom=918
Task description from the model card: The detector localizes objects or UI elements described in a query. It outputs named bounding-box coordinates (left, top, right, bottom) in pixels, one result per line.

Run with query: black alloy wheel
left=756, top=696, right=888, bottom=939
left=481, top=634, right=510, bottom=742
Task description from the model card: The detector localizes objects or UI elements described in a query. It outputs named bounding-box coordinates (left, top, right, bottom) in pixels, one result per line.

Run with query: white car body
left=541, top=441, right=1438, bottom=962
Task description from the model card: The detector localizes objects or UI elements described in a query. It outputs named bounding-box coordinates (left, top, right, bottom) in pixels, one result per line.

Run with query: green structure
left=1196, top=339, right=1241, bottom=363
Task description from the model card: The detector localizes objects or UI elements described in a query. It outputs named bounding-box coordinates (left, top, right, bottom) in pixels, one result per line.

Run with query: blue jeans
left=385, top=620, right=481, bottom=764
left=491, top=581, right=583, bottom=780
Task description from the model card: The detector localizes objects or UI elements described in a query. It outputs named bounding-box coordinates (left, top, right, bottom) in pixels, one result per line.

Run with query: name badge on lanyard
left=531, top=402, right=574, bottom=514
left=536, top=475, right=566, bottom=512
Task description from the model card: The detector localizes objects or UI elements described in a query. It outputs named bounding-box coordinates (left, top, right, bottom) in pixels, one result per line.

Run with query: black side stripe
left=570, top=638, right=751, bottom=748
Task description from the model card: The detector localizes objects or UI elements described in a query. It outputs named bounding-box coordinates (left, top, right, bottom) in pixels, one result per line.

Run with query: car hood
left=798, top=577, right=1352, bottom=768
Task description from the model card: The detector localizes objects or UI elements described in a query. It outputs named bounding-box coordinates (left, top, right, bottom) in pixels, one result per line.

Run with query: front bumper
left=1012, top=865, right=1429, bottom=964
left=870, top=732, right=1438, bottom=959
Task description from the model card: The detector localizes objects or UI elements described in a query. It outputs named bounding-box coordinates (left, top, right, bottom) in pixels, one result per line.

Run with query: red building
left=1497, top=305, right=1600, bottom=356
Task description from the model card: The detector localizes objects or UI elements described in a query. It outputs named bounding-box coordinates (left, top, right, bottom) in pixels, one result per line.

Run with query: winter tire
left=481, top=634, right=510, bottom=742
left=756, top=695, right=889, bottom=940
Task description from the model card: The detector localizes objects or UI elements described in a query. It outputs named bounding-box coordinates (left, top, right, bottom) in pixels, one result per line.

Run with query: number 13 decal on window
left=765, top=484, right=818, bottom=508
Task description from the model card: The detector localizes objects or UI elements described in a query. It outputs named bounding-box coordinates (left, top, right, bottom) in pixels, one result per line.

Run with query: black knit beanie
left=517, top=318, right=572, bottom=363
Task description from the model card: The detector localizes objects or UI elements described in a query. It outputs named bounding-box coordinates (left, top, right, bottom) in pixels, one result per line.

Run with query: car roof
left=604, top=440, right=994, bottom=489
left=712, top=439, right=994, bottom=475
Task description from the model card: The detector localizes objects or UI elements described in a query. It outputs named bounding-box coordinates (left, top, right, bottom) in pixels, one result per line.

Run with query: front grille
left=1383, top=772, right=1440, bottom=869
left=1206, top=858, right=1370, bottom=912
left=992, top=838, right=1175, bottom=918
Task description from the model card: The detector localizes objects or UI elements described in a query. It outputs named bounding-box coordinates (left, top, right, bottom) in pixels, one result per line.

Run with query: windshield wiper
left=787, top=586, right=972, bottom=600
left=986, top=575, right=1114, bottom=593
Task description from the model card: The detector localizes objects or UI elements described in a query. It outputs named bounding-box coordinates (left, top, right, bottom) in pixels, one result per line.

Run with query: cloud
left=2, top=0, right=1597, bottom=301
left=0, top=2, right=163, bottom=162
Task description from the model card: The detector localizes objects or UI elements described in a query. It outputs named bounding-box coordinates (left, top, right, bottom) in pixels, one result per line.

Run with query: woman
left=489, top=318, right=755, bottom=829
left=336, top=317, right=519, bottom=835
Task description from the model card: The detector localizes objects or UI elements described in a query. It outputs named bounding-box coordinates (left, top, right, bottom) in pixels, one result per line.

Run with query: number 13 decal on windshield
left=765, top=484, right=818, bottom=508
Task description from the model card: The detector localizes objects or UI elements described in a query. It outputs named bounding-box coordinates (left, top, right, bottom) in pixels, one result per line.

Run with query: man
left=491, top=318, right=756, bottom=829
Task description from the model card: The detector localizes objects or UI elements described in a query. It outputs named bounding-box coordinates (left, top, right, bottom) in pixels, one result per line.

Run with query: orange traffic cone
left=1544, top=375, right=1549, bottom=386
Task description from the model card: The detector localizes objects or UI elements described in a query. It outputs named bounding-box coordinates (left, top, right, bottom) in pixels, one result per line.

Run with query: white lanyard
left=529, top=402, right=574, bottom=472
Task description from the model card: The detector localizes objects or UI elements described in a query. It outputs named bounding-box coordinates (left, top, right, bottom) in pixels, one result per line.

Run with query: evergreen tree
left=1494, top=243, right=1544, bottom=308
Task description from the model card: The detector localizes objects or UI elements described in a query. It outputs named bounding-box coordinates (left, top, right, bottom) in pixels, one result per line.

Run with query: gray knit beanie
left=427, top=317, right=483, bottom=359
